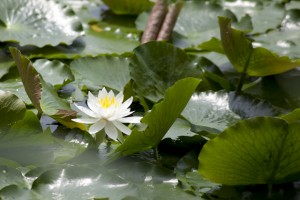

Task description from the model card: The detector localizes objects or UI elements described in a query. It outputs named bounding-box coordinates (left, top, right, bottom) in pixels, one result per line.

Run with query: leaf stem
left=154, top=146, right=160, bottom=162
left=236, top=51, right=253, bottom=94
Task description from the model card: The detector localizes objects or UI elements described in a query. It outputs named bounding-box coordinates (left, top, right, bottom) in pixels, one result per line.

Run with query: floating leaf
left=223, top=0, right=284, bottom=33
left=199, top=117, right=300, bottom=185
left=70, top=56, right=130, bottom=91
left=112, top=78, right=200, bottom=157
left=33, top=59, right=74, bottom=88
left=254, top=9, right=300, bottom=58
left=173, top=1, right=234, bottom=48
left=0, top=0, right=83, bottom=47
left=102, top=0, right=153, bottom=15
left=0, top=166, right=27, bottom=190
left=182, top=91, right=240, bottom=133
left=130, top=41, right=201, bottom=102
left=219, top=17, right=300, bottom=76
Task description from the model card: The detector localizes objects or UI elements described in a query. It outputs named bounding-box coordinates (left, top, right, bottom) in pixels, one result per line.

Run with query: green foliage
left=2, top=0, right=300, bottom=199
left=0, top=0, right=83, bottom=47
left=199, top=117, right=300, bottom=185
left=112, top=78, right=201, bottom=157
left=219, top=17, right=300, bottom=76
left=70, top=56, right=131, bottom=91
left=102, top=0, right=154, bottom=15
left=130, top=41, right=202, bottom=102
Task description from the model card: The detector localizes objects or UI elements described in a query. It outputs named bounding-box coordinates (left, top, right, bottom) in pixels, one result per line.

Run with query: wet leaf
left=199, top=117, right=300, bottom=185
left=0, top=0, right=83, bottom=47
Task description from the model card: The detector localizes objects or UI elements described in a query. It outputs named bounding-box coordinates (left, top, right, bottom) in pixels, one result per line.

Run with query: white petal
left=87, top=92, right=100, bottom=113
left=108, top=110, right=133, bottom=121
left=118, top=116, right=142, bottom=124
left=108, top=90, right=115, bottom=99
left=105, top=122, right=118, bottom=140
left=115, top=91, right=124, bottom=102
left=113, top=121, right=131, bottom=135
left=121, top=97, right=133, bottom=109
left=72, top=118, right=99, bottom=124
left=98, top=88, right=108, bottom=99
left=74, top=104, right=98, bottom=118
left=89, top=120, right=106, bottom=134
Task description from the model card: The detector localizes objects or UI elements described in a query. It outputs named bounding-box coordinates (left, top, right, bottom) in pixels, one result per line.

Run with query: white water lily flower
left=72, top=88, right=142, bottom=140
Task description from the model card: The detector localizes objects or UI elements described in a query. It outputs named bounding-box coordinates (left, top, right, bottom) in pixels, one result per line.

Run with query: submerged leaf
left=199, top=117, right=300, bottom=185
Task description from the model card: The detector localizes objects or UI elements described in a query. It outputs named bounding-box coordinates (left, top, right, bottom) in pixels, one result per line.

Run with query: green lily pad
left=219, top=17, right=300, bottom=76
left=70, top=55, right=130, bottom=91
left=182, top=91, right=240, bottom=133
left=173, top=1, right=233, bottom=48
left=0, top=78, right=31, bottom=105
left=0, top=185, right=43, bottom=200
left=223, top=0, right=284, bottom=33
left=254, top=9, right=300, bottom=58
left=33, top=59, right=74, bottom=88
left=102, top=0, right=153, bottom=15
left=0, top=166, right=27, bottom=190
left=199, top=117, right=300, bottom=185
left=130, top=41, right=202, bottom=102
left=0, top=0, right=83, bottom=47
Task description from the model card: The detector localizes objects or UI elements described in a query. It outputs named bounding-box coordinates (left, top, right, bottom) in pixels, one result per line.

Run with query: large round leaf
left=173, top=1, right=232, bottom=48
left=223, top=0, right=285, bottom=33
left=254, top=9, right=300, bottom=58
left=182, top=91, right=240, bottom=133
left=33, top=59, right=74, bottom=88
left=70, top=56, right=131, bottom=91
left=130, top=41, right=201, bottom=102
left=0, top=0, right=83, bottom=47
left=199, top=117, right=300, bottom=185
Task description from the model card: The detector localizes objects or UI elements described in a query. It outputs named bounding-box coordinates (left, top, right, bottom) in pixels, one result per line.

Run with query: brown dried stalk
left=157, top=1, right=183, bottom=41
left=141, top=0, right=168, bottom=43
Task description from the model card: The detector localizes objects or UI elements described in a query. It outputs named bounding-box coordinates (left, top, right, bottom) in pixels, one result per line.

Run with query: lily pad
left=102, top=0, right=153, bottom=15
left=33, top=59, right=74, bottom=88
left=173, top=1, right=233, bottom=48
left=130, top=41, right=202, bottom=102
left=223, top=0, right=285, bottom=33
left=254, top=9, right=300, bottom=58
left=70, top=55, right=131, bottom=91
left=182, top=91, right=240, bottom=133
left=0, top=0, right=83, bottom=47
left=199, top=117, right=300, bottom=185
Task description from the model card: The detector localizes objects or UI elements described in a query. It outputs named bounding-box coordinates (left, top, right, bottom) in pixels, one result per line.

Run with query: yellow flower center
left=99, top=96, right=118, bottom=109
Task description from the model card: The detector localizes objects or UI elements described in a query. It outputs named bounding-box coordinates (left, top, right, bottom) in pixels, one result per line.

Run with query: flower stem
left=154, top=146, right=160, bottom=162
